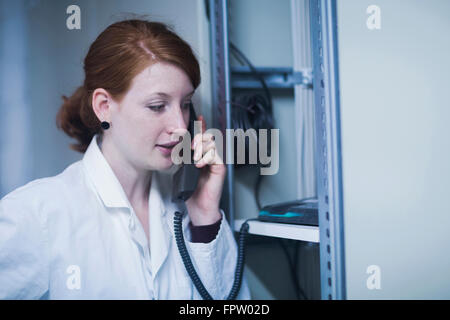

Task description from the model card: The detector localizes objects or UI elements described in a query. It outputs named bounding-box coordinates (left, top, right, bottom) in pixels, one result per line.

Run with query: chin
left=148, top=150, right=173, bottom=170
left=157, top=157, right=176, bottom=170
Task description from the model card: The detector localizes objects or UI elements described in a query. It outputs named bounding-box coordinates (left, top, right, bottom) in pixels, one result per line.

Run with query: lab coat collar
left=82, top=134, right=133, bottom=209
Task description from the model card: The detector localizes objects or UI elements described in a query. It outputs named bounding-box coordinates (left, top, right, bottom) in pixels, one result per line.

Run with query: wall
left=337, top=0, right=450, bottom=298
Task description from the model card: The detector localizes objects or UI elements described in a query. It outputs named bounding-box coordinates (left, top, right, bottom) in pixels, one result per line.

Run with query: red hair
left=56, top=19, right=201, bottom=153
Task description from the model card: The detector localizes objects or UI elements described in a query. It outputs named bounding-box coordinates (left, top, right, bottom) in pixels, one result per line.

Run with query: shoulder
left=0, top=160, right=86, bottom=213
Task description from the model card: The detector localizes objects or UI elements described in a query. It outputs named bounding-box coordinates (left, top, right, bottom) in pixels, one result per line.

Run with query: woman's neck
left=98, top=134, right=152, bottom=208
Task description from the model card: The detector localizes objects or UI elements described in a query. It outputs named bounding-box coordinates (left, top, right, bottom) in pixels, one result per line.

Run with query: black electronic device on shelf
left=258, top=198, right=319, bottom=226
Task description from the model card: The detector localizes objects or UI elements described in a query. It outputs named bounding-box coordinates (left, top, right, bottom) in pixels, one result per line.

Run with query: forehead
left=130, top=61, right=194, bottom=98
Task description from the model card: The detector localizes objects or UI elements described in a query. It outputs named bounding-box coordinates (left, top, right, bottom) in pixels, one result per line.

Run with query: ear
left=92, top=88, right=111, bottom=123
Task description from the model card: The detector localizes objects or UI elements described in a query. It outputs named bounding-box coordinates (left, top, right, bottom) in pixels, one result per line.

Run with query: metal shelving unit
left=208, top=0, right=234, bottom=228
left=230, top=66, right=312, bottom=89
left=234, top=219, right=319, bottom=243
left=209, top=0, right=345, bottom=300
left=310, top=0, right=345, bottom=299
left=310, top=0, right=345, bottom=300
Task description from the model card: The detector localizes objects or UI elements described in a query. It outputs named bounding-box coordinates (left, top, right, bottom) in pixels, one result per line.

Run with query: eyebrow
left=147, top=90, right=195, bottom=100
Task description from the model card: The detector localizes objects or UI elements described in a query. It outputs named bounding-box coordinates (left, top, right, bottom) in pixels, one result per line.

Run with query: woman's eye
left=147, top=104, right=164, bottom=111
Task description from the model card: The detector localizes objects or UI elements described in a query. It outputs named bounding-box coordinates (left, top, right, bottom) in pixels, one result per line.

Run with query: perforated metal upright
left=309, top=0, right=345, bottom=300
left=208, top=0, right=234, bottom=228
left=209, top=0, right=346, bottom=300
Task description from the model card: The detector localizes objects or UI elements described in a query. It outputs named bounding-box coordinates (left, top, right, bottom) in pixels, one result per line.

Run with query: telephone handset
left=171, top=102, right=200, bottom=203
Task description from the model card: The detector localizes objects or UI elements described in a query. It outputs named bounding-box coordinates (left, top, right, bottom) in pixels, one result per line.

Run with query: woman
left=0, top=19, right=250, bottom=300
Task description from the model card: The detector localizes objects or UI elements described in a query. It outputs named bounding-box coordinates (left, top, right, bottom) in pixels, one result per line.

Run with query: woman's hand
left=185, top=115, right=226, bottom=226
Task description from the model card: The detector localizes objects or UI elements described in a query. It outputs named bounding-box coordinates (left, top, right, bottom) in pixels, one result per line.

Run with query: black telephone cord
left=174, top=211, right=250, bottom=300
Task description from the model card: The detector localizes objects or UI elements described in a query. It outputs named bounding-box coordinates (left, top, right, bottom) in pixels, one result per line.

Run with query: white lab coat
left=0, top=134, right=251, bottom=300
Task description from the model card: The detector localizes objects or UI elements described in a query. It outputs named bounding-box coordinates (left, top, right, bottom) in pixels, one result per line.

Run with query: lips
left=156, top=141, right=179, bottom=148
left=156, top=141, right=179, bottom=157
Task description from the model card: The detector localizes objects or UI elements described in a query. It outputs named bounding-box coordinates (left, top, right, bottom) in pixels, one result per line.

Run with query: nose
left=166, top=104, right=188, bottom=135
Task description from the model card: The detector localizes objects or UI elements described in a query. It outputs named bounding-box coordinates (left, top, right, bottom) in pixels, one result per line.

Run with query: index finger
left=197, top=114, right=206, bottom=133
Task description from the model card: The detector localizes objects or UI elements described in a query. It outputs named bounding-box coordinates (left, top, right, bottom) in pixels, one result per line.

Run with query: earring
left=101, top=121, right=110, bottom=130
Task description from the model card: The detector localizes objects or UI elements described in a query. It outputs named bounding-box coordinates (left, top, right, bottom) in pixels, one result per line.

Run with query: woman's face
left=106, top=61, right=194, bottom=172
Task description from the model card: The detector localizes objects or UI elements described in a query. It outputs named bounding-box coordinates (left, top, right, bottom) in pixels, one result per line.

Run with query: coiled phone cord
left=174, top=211, right=250, bottom=300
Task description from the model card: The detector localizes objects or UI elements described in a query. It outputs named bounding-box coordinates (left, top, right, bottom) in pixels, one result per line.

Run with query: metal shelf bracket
left=231, top=66, right=313, bottom=89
